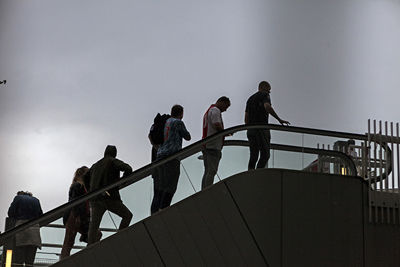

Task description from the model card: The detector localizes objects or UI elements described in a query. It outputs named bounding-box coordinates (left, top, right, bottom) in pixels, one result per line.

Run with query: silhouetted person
left=152, top=105, right=191, bottom=212
left=87, top=145, right=133, bottom=245
left=201, top=96, right=231, bottom=189
left=8, top=191, right=43, bottom=267
left=61, top=166, right=101, bottom=259
left=245, top=81, right=290, bottom=169
left=148, top=113, right=170, bottom=214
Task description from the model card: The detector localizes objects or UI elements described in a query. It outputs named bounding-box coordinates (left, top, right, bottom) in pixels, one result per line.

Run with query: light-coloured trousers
left=201, top=149, right=222, bottom=190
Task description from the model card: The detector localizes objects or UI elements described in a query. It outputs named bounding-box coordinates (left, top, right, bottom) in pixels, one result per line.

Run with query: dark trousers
left=150, top=172, right=162, bottom=215
left=247, top=129, right=271, bottom=170
left=201, top=149, right=222, bottom=189
left=14, top=245, right=37, bottom=266
left=87, top=199, right=132, bottom=245
left=60, top=212, right=88, bottom=259
left=151, top=158, right=180, bottom=213
left=150, top=146, right=160, bottom=214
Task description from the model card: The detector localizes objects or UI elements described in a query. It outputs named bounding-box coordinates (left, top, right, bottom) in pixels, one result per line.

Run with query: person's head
left=258, top=81, right=271, bottom=93
left=215, top=96, right=231, bottom=112
left=104, top=145, right=117, bottom=158
left=72, top=166, right=89, bottom=184
left=171, top=104, right=184, bottom=119
left=17, top=191, right=32, bottom=196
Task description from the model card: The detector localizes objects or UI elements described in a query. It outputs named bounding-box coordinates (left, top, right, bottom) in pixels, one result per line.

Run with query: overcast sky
left=1, top=0, right=400, bottom=233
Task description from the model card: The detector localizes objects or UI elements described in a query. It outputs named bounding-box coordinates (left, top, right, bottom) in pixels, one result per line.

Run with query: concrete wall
left=52, top=169, right=400, bottom=267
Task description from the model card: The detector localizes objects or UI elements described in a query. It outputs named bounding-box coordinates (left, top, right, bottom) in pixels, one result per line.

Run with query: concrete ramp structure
left=52, top=169, right=400, bottom=267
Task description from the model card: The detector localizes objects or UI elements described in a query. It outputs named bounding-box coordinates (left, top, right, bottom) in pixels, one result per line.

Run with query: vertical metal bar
left=379, top=120, right=389, bottom=223
left=272, top=149, right=274, bottom=168
left=359, top=145, right=364, bottom=177
left=380, top=121, right=384, bottom=191
left=302, top=134, right=304, bottom=169
left=343, top=145, right=347, bottom=175
left=385, top=121, right=389, bottom=191
left=385, top=121, right=390, bottom=223
left=379, top=120, right=385, bottom=223
left=390, top=122, right=394, bottom=188
left=390, top=122, right=396, bottom=223
left=374, top=120, right=378, bottom=223
left=368, top=119, right=372, bottom=222
left=397, top=123, right=400, bottom=224
left=397, top=123, right=400, bottom=189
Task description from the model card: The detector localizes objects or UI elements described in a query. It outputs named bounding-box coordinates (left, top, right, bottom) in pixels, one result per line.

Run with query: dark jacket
left=88, top=145, right=132, bottom=200
left=63, top=182, right=89, bottom=225
left=8, top=194, right=43, bottom=248
left=8, top=194, right=43, bottom=221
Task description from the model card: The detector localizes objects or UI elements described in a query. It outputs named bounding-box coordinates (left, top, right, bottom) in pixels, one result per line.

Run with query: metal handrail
left=32, top=139, right=356, bottom=254
left=0, top=123, right=383, bottom=245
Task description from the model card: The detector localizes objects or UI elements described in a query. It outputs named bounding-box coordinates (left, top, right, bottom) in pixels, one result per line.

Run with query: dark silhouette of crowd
left=6, top=80, right=290, bottom=262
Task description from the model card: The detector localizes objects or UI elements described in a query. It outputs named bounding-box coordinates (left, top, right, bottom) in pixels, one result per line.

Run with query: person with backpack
left=149, top=113, right=171, bottom=163
left=148, top=113, right=170, bottom=214
left=151, top=105, right=191, bottom=213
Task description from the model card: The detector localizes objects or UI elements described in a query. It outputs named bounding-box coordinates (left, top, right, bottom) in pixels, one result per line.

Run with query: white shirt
left=204, top=106, right=223, bottom=150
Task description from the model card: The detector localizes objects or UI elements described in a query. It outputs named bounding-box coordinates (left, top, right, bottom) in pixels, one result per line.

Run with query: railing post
left=384, top=121, right=390, bottom=223
left=389, top=122, right=395, bottom=223
left=374, top=120, right=379, bottom=223
left=397, top=123, right=400, bottom=224
left=368, top=119, right=372, bottom=223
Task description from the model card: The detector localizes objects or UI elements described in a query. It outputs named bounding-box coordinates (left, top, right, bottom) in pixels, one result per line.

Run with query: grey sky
left=1, top=0, right=400, bottom=232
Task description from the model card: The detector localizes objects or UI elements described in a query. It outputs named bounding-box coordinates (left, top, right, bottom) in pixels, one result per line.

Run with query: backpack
left=150, top=113, right=171, bottom=145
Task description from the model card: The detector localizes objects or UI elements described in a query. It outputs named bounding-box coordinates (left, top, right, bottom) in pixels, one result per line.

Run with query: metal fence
left=366, top=120, right=400, bottom=224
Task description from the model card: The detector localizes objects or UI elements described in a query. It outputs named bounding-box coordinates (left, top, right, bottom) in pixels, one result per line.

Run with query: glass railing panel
left=36, top=248, right=60, bottom=264
left=38, top=219, right=64, bottom=262
left=302, top=133, right=371, bottom=177
left=226, top=129, right=305, bottom=148
left=302, top=133, right=365, bottom=154
left=171, top=159, right=199, bottom=205
left=34, top=178, right=154, bottom=264
left=119, top=176, right=154, bottom=224
left=270, top=149, right=309, bottom=170
left=271, top=131, right=305, bottom=148
left=302, top=153, right=320, bottom=171
left=35, top=250, right=59, bottom=266
left=0, top=124, right=366, bottom=267
left=171, top=152, right=204, bottom=206
left=217, top=145, right=249, bottom=179
left=40, top=218, right=64, bottom=244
